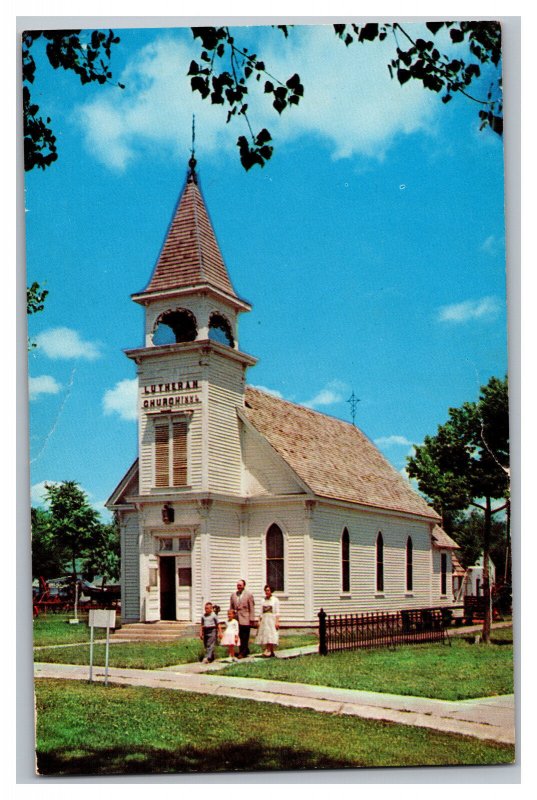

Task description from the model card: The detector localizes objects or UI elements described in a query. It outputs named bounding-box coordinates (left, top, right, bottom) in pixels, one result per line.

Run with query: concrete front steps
left=112, top=621, right=197, bottom=642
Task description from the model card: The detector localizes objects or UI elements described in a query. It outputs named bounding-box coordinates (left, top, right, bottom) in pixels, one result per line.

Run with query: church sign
left=141, top=378, right=201, bottom=411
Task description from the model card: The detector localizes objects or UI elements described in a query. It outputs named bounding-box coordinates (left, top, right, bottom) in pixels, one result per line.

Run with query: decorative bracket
left=197, top=498, right=213, bottom=518
left=305, top=499, right=316, bottom=518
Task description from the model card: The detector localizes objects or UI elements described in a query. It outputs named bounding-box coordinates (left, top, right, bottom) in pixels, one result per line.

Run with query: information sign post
left=88, top=609, right=116, bottom=686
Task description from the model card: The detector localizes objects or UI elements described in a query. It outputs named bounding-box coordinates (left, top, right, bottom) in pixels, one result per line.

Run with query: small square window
left=159, top=538, right=173, bottom=552
left=177, top=537, right=192, bottom=552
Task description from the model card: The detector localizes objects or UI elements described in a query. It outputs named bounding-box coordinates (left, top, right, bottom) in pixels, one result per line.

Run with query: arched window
left=376, top=532, right=384, bottom=592
left=153, top=309, right=197, bottom=345
left=266, top=524, right=284, bottom=591
left=341, top=528, right=350, bottom=592
left=406, top=536, right=413, bottom=592
left=208, top=312, right=234, bottom=347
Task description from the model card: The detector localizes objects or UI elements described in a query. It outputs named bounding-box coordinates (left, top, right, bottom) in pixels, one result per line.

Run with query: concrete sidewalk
left=34, top=657, right=515, bottom=746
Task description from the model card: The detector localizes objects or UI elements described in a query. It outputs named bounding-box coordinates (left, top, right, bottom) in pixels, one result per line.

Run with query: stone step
left=111, top=634, right=187, bottom=642
left=116, top=625, right=190, bottom=632
left=111, top=622, right=197, bottom=642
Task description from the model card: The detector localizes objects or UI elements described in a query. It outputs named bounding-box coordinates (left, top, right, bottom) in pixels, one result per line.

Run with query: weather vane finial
left=347, top=390, right=360, bottom=427
left=188, top=114, right=197, bottom=183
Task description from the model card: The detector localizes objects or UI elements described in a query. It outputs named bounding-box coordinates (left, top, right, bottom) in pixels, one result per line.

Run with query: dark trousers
left=238, top=624, right=251, bottom=656
left=203, top=627, right=217, bottom=661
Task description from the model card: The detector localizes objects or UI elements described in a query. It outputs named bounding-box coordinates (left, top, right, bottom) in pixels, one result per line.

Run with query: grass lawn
left=33, top=614, right=106, bottom=647
left=34, top=634, right=317, bottom=669
left=221, top=627, right=514, bottom=701
left=34, top=679, right=514, bottom=775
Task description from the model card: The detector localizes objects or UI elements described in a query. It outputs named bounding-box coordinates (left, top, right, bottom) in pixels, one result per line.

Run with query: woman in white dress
left=257, top=584, right=280, bottom=657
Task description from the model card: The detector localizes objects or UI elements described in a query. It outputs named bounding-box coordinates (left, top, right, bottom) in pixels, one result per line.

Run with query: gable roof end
left=106, top=459, right=139, bottom=508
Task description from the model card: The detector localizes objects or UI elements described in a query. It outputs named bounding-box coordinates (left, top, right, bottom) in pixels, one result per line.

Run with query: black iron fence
left=318, top=607, right=450, bottom=655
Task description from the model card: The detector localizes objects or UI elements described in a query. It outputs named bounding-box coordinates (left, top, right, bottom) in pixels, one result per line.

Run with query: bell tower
left=125, top=156, right=256, bottom=498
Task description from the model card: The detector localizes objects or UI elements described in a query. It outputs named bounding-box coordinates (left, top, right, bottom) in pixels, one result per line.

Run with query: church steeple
left=125, top=152, right=256, bottom=501
left=132, top=158, right=248, bottom=312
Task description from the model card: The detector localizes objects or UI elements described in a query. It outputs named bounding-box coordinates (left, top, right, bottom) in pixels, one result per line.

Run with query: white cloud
left=29, top=375, right=62, bottom=400
left=92, top=500, right=113, bottom=521
left=75, top=27, right=439, bottom=171
left=480, top=234, right=501, bottom=255
left=103, top=378, right=138, bottom=421
left=262, top=25, right=438, bottom=161
left=30, top=480, right=60, bottom=506
left=75, top=36, right=238, bottom=171
left=251, top=384, right=284, bottom=399
left=374, top=434, right=412, bottom=447
left=303, top=379, right=348, bottom=409
left=437, top=296, right=501, bottom=324
left=35, top=327, right=101, bottom=360
left=30, top=480, right=111, bottom=519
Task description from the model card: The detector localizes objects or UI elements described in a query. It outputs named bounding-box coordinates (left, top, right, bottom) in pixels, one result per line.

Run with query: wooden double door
left=159, top=552, right=192, bottom=621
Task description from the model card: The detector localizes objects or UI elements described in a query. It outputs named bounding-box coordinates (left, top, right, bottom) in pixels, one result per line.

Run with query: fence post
left=318, top=608, right=327, bottom=655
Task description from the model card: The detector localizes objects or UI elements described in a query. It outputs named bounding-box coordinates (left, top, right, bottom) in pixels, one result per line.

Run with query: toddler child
left=219, top=608, right=240, bottom=660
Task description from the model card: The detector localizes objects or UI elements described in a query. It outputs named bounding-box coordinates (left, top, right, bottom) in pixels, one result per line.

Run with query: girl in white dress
left=220, top=608, right=240, bottom=660
left=257, top=584, right=280, bottom=657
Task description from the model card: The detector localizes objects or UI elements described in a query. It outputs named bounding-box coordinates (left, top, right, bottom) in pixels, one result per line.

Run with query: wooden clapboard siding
left=121, top=511, right=141, bottom=622
left=432, top=548, right=453, bottom=605
left=206, top=509, right=241, bottom=611
left=245, top=507, right=307, bottom=621
left=240, top=420, right=305, bottom=496
left=312, top=505, right=435, bottom=615
left=188, top=405, right=203, bottom=490
left=207, top=357, right=244, bottom=494
left=191, top=521, right=203, bottom=617
left=138, top=355, right=202, bottom=494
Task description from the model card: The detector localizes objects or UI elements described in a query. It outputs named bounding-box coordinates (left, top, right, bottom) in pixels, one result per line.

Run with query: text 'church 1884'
left=106, top=156, right=458, bottom=626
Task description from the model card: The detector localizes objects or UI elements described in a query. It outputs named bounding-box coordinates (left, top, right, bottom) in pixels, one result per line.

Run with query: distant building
left=453, top=554, right=496, bottom=602
left=107, top=158, right=459, bottom=625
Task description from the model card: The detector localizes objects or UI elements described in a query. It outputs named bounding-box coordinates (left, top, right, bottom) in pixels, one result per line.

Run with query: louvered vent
left=172, top=419, right=188, bottom=486
left=155, top=424, right=170, bottom=487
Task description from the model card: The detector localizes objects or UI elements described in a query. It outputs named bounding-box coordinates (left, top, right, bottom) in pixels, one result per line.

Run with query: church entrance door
left=159, top=556, right=176, bottom=620
left=176, top=536, right=192, bottom=621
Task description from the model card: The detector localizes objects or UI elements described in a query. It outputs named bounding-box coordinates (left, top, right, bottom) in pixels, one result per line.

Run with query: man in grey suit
left=229, top=579, right=255, bottom=658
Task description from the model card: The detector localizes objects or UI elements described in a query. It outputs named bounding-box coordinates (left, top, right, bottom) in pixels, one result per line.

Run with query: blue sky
left=25, top=23, right=508, bottom=520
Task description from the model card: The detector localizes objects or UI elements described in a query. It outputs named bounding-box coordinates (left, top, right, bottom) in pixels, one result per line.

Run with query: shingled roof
left=431, top=524, right=460, bottom=549
left=243, top=386, right=439, bottom=520
left=139, top=163, right=239, bottom=300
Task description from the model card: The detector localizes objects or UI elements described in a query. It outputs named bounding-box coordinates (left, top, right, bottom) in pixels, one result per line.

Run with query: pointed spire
left=135, top=141, right=247, bottom=307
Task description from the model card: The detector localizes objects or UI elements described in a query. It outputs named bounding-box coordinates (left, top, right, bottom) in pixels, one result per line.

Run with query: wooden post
left=89, top=624, right=94, bottom=683
left=318, top=608, right=327, bottom=655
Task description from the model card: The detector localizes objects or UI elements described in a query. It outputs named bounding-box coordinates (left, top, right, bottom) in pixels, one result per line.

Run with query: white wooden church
left=107, top=156, right=458, bottom=626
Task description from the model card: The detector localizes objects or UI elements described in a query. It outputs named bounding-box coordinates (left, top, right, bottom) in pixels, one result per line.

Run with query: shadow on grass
left=36, top=740, right=356, bottom=776
left=458, top=636, right=513, bottom=647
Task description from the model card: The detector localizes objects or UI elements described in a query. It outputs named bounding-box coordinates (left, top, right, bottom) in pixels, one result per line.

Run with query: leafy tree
left=44, top=481, right=101, bottom=576
left=83, top=519, right=120, bottom=583
left=452, top=509, right=509, bottom=580
left=407, top=376, right=509, bottom=642
left=26, top=281, right=48, bottom=314
left=27, top=281, right=48, bottom=348
left=30, top=506, right=67, bottom=579
left=188, top=21, right=502, bottom=170
left=22, top=29, right=122, bottom=171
